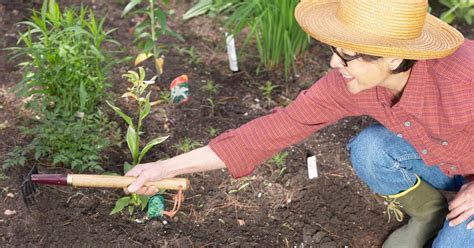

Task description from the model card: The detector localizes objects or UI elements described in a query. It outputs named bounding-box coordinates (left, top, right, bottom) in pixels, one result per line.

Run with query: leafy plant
left=5, top=0, right=119, bottom=172
left=122, top=0, right=184, bottom=73
left=172, top=137, right=201, bottom=154
left=158, top=89, right=171, bottom=103
left=259, top=81, right=279, bottom=106
left=22, top=111, right=119, bottom=172
left=206, top=126, right=220, bottom=137
left=200, top=80, right=220, bottom=96
left=182, top=0, right=235, bottom=20
left=173, top=45, right=202, bottom=65
left=8, top=0, right=118, bottom=117
left=439, top=0, right=474, bottom=24
left=269, top=151, right=288, bottom=177
left=223, top=0, right=309, bottom=79
left=108, top=67, right=169, bottom=216
left=2, top=146, right=28, bottom=170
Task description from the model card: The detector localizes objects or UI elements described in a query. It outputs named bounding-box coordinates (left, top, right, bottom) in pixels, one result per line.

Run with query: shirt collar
left=392, top=60, right=429, bottom=116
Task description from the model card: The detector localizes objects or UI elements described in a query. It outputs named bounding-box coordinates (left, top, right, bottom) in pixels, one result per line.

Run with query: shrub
left=6, top=0, right=120, bottom=172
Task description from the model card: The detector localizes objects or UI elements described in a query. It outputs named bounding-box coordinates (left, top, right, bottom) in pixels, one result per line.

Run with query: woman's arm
left=125, top=145, right=226, bottom=195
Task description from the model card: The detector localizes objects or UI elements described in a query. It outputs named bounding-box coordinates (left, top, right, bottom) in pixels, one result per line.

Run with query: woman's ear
left=385, top=57, right=404, bottom=71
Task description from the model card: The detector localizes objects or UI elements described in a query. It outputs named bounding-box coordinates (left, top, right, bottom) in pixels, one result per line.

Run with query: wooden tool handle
left=69, top=174, right=189, bottom=190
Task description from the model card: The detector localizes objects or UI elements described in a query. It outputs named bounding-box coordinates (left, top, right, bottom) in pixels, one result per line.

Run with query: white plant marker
left=225, top=32, right=239, bottom=72
left=307, top=154, right=318, bottom=179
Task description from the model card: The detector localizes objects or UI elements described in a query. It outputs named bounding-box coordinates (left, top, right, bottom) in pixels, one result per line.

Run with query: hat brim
left=295, top=0, right=465, bottom=59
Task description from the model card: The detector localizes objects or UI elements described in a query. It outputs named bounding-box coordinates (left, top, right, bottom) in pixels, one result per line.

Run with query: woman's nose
left=330, top=53, right=344, bottom=69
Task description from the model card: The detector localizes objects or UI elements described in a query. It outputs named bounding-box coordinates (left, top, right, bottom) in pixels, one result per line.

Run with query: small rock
left=312, top=231, right=327, bottom=243
left=237, top=219, right=245, bottom=226
left=4, top=209, right=17, bottom=216
left=320, top=241, right=337, bottom=248
left=302, top=227, right=316, bottom=244
left=78, top=196, right=95, bottom=208
left=6, top=193, right=14, bottom=198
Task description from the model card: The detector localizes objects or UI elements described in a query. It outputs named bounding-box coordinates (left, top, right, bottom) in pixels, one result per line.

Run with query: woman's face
left=329, top=47, right=407, bottom=95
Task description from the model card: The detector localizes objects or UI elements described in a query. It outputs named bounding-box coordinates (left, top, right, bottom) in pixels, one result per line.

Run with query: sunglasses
left=329, top=46, right=362, bottom=67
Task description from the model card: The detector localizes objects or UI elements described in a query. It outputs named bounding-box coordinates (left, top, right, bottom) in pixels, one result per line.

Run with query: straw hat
left=295, top=0, right=465, bottom=59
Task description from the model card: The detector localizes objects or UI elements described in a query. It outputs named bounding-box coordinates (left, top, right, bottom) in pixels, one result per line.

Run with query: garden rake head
left=20, top=165, right=39, bottom=209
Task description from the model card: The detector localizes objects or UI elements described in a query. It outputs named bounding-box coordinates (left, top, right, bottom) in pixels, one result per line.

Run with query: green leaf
left=127, top=126, right=139, bottom=164
left=106, top=101, right=134, bottom=128
left=139, top=195, right=150, bottom=211
left=138, top=135, right=169, bottom=163
left=139, top=92, right=151, bottom=122
left=123, top=161, right=133, bottom=174
left=182, top=0, right=213, bottom=20
left=122, top=0, right=142, bottom=17
left=441, top=11, right=456, bottom=23
left=110, top=196, right=131, bottom=215
left=79, top=81, right=87, bottom=111
left=154, top=7, right=167, bottom=31
left=128, top=205, right=134, bottom=215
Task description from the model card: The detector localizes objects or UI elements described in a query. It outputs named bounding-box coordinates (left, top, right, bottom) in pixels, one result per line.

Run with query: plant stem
left=149, top=0, right=159, bottom=69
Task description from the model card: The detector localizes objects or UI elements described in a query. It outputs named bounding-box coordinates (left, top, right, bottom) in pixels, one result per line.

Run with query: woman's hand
left=124, top=161, right=168, bottom=195
left=124, top=145, right=227, bottom=196
left=447, top=181, right=474, bottom=229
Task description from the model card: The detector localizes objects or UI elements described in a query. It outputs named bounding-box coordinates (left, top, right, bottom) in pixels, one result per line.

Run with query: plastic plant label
left=147, top=194, right=165, bottom=218
left=307, top=155, right=318, bottom=179
left=225, top=32, right=238, bottom=72
left=170, top=75, right=190, bottom=104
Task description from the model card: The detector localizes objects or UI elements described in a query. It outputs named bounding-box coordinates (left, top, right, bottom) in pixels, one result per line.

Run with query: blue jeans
left=347, top=124, right=473, bottom=247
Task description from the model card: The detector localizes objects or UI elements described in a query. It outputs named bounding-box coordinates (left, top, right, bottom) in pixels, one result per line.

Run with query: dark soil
left=1, top=1, right=472, bottom=247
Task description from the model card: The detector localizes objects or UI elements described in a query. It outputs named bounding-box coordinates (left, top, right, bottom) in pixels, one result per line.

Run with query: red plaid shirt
left=210, top=40, right=474, bottom=179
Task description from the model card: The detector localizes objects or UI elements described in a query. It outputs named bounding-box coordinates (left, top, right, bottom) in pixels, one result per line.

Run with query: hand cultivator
left=20, top=165, right=189, bottom=217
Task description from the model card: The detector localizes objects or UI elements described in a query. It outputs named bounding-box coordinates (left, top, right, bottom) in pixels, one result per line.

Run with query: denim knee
left=348, top=125, right=390, bottom=182
left=433, top=216, right=474, bottom=247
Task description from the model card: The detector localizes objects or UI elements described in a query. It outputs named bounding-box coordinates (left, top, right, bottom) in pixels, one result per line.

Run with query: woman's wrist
left=159, top=146, right=226, bottom=178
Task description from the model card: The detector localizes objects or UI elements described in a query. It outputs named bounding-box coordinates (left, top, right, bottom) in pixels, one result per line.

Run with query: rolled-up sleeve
left=209, top=70, right=358, bottom=178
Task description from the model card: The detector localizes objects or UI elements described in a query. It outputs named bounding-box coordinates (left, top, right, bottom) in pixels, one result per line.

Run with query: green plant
left=228, top=178, right=251, bottom=194
left=200, top=80, right=220, bottom=96
left=172, top=137, right=201, bottom=154
left=5, top=0, right=119, bottom=172
left=2, top=146, right=28, bottom=170
left=122, top=0, right=183, bottom=73
left=173, top=45, right=202, bottom=65
left=108, top=67, right=169, bottom=216
left=259, top=81, right=279, bottom=106
left=269, top=151, right=288, bottom=176
left=182, top=0, right=235, bottom=20
left=0, top=171, right=7, bottom=180
left=206, top=126, right=220, bottom=137
left=439, top=0, right=474, bottom=24
left=224, top=0, right=309, bottom=79
left=8, top=0, right=118, bottom=117
left=22, top=111, right=119, bottom=172
left=158, top=89, right=171, bottom=103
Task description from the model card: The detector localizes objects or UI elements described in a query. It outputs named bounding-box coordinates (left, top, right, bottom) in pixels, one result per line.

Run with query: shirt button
left=404, top=121, right=411, bottom=127
left=421, top=149, right=428, bottom=155
left=441, top=141, right=448, bottom=146
left=397, top=133, right=403, bottom=138
left=450, top=165, right=457, bottom=171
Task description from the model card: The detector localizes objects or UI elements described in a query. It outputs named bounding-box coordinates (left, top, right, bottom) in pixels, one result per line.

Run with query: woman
left=125, top=1, right=473, bottom=247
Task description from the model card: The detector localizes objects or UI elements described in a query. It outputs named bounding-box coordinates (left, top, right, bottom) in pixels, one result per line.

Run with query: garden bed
left=1, top=1, right=473, bottom=247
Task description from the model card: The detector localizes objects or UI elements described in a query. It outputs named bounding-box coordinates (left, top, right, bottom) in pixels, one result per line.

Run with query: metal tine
left=21, top=180, right=31, bottom=208
left=20, top=165, right=39, bottom=208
